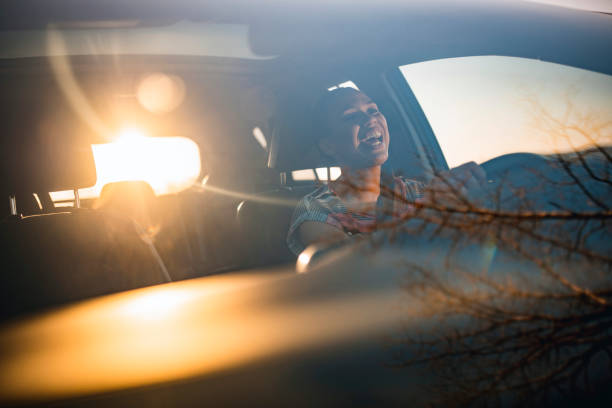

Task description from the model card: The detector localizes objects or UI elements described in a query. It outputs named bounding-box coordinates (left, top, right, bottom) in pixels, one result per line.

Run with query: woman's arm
left=297, top=221, right=348, bottom=249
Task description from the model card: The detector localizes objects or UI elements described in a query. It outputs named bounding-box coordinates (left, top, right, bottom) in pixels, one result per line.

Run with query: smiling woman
left=50, top=130, right=201, bottom=203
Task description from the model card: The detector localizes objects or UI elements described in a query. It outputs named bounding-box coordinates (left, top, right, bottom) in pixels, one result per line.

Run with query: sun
left=50, top=127, right=201, bottom=203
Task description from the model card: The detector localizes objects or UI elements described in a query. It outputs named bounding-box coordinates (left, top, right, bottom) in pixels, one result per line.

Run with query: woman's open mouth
left=360, top=129, right=384, bottom=149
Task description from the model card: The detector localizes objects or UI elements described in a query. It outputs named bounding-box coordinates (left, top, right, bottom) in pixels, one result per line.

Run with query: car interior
left=1, top=3, right=609, bottom=323
left=0, top=2, right=610, bottom=406
left=0, top=40, right=438, bottom=321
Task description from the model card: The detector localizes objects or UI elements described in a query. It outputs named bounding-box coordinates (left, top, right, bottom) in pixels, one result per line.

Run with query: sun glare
left=116, top=127, right=147, bottom=143
left=120, top=289, right=196, bottom=321
left=50, top=128, right=201, bottom=202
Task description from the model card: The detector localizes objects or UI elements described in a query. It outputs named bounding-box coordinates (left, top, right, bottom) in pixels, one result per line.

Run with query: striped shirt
left=286, top=176, right=424, bottom=255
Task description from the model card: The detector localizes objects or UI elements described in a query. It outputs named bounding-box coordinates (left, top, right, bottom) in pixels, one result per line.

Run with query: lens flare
left=137, top=73, right=186, bottom=114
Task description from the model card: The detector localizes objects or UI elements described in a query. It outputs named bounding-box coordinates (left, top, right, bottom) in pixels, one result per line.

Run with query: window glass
left=327, top=80, right=359, bottom=92
left=400, top=56, right=612, bottom=167
left=291, top=167, right=341, bottom=182
left=51, top=132, right=201, bottom=203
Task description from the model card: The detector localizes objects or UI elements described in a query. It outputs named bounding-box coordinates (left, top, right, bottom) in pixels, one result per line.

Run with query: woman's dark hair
left=311, top=87, right=363, bottom=143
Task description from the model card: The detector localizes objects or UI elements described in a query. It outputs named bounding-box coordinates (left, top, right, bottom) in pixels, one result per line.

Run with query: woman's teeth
left=366, top=133, right=382, bottom=141
left=362, top=130, right=383, bottom=142
left=363, top=136, right=382, bottom=147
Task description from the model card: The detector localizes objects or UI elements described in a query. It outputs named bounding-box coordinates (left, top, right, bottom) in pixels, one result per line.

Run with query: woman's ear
left=318, top=138, right=335, bottom=157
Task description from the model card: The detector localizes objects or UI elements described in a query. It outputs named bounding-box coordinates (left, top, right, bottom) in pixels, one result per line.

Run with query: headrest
left=270, top=138, right=335, bottom=172
left=0, top=137, right=96, bottom=195
left=268, top=113, right=337, bottom=172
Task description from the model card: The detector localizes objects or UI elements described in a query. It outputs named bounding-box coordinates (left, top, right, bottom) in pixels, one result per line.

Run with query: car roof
left=3, top=1, right=611, bottom=75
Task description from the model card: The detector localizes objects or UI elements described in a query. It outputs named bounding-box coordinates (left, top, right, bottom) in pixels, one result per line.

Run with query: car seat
left=0, top=137, right=170, bottom=321
left=234, top=120, right=330, bottom=266
left=236, top=185, right=318, bottom=267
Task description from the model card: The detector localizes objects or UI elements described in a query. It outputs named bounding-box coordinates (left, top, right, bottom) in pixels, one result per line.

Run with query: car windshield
left=0, top=2, right=611, bottom=406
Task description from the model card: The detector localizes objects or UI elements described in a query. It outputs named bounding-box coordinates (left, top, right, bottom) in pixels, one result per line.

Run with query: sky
left=527, top=0, right=612, bottom=13
left=400, top=56, right=612, bottom=167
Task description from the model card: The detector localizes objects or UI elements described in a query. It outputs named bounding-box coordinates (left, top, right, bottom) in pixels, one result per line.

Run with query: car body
left=0, top=1, right=611, bottom=406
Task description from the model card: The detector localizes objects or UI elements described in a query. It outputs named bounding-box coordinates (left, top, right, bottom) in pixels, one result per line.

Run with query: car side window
left=399, top=56, right=612, bottom=167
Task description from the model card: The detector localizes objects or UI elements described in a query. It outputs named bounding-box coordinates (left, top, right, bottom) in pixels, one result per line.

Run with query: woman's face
left=320, top=90, right=390, bottom=169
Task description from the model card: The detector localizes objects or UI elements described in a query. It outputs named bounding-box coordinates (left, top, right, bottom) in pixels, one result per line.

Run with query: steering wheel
left=480, top=152, right=551, bottom=184
left=476, top=152, right=557, bottom=211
